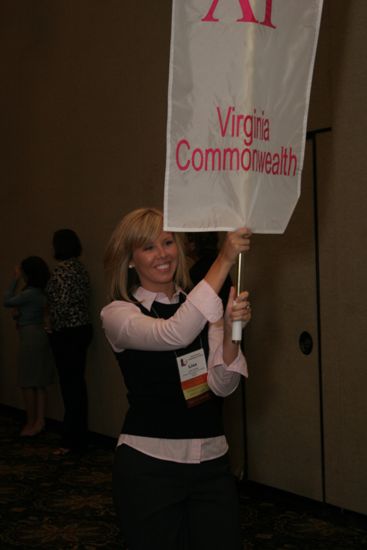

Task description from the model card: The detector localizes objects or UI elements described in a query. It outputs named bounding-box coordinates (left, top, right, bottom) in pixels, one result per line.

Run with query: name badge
left=176, top=348, right=211, bottom=407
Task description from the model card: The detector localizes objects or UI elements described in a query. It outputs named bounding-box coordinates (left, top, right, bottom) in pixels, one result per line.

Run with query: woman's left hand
left=224, top=287, right=251, bottom=333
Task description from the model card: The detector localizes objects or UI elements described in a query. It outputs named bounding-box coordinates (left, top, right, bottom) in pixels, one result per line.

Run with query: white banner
left=164, top=0, right=324, bottom=233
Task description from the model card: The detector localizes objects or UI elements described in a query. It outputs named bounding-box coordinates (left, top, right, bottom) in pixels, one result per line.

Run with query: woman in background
left=101, top=207, right=251, bottom=550
left=47, top=229, right=92, bottom=455
left=3, top=256, right=55, bottom=436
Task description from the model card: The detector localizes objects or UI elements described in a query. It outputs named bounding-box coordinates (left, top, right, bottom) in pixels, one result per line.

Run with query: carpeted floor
left=1, top=406, right=367, bottom=549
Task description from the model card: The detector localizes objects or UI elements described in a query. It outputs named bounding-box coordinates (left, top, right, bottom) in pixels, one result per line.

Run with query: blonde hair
left=104, top=207, right=191, bottom=301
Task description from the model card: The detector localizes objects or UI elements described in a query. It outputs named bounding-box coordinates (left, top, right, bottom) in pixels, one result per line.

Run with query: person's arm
left=222, top=286, right=251, bottom=365
left=207, top=287, right=251, bottom=396
left=3, top=279, right=28, bottom=308
left=204, top=228, right=251, bottom=295
left=101, top=279, right=223, bottom=353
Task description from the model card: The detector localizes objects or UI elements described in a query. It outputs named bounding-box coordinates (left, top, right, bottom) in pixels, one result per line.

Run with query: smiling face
left=130, top=231, right=179, bottom=297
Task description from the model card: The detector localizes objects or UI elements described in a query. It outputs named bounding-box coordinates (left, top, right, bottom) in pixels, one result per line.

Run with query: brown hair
left=104, top=207, right=190, bottom=301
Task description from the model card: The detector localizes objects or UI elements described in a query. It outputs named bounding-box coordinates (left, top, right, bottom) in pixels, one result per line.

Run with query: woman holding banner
left=101, top=207, right=251, bottom=550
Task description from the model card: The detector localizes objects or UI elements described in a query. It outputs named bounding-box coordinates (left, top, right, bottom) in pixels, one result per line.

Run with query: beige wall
left=319, top=0, right=367, bottom=514
left=243, top=0, right=367, bottom=515
left=0, top=1, right=172, bottom=437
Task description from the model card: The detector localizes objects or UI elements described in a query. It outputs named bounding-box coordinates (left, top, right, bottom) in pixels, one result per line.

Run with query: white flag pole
left=232, top=252, right=244, bottom=343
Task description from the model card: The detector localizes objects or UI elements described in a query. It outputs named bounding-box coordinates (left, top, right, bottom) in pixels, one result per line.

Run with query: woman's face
left=131, top=231, right=178, bottom=295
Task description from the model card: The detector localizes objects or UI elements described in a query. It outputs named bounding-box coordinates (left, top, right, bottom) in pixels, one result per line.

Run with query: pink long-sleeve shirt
left=101, top=279, right=248, bottom=463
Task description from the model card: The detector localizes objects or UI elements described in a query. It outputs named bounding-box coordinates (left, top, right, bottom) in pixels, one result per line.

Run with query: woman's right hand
left=219, top=227, right=251, bottom=265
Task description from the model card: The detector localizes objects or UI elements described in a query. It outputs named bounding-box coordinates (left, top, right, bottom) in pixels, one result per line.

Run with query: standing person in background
left=3, top=256, right=55, bottom=437
left=46, top=229, right=92, bottom=455
left=101, top=207, right=251, bottom=550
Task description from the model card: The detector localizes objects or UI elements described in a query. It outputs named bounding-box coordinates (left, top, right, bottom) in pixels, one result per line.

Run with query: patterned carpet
left=1, top=406, right=367, bottom=549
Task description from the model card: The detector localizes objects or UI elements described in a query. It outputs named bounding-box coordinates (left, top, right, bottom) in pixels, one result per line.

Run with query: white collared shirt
left=101, top=279, right=248, bottom=463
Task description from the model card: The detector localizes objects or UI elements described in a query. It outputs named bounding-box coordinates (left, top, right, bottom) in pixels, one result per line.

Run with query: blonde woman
left=101, top=207, right=251, bottom=550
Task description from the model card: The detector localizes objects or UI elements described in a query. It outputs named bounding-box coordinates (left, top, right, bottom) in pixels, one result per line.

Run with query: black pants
left=113, top=445, right=242, bottom=550
left=49, top=324, right=92, bottom=451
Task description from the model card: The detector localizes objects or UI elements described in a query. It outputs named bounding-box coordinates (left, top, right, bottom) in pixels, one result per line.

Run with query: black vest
left=115, top=298, right=224, bottom=439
